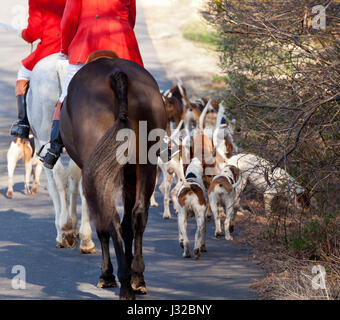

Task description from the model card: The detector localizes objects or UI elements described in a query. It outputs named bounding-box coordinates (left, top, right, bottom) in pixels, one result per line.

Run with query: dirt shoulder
left=140, top=0, right=222, bottom=98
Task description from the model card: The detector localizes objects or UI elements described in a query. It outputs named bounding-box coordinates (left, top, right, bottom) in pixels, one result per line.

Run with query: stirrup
left=43, top=151, right=60, bottom=169
left=37, top=143, right=48, bottom=162
left=10, top=122, right=30, bottom=138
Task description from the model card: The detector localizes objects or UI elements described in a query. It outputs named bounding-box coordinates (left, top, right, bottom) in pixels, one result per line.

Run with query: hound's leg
left=177, top=208, right=190, bottom=258
left=150, top=167, right=160, bottom=207
left=171, top=179, right=182, bottom=214
left=7, top=149, right=19, bottom=199
left=193, top=205, right=206, bottom=259
left=162, top=169, right=173, bottom=219
left=263, top=191, right=275, bottom=217
left=31, top=160, right=43, bottom=195
left=201, top=211, right=207, bottom=253
left=79, top=179, right=95, bottom=254
left=209, top=199, right=223, bottom=238
left=24, top=158, right=33, bottom=195
left=224, top=199, right=234, bottom=240
left=150, top=191, right=158, bottom=207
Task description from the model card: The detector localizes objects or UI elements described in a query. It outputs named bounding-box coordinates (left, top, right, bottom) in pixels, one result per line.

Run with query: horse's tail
left=82, top=68, right=134, bottom=231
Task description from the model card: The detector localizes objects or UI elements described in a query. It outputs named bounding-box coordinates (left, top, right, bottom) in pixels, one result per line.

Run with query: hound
left=227, top=153, right=313, bottom=216
left=212, top=123, right=238, bottom=170
left=175, top=158, right=207, bottom=259
left=151, top=120, right=190, bottom=219
left=162, top=81, right=189, bottom=134
left=208, top=165, right=241, bottom=240
left=7, top=137, right=43, bottom=199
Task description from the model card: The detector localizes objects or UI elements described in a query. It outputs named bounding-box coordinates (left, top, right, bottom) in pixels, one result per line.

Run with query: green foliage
left=287, top=212, right=338, bottom=253
left=182, top=20, right=219, bottom=50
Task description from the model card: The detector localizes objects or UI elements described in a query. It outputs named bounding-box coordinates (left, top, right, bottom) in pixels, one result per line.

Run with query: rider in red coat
left=42, top=0, right=144, bottom=169
left=60, top=0, right=143, bottom=67
left=11, top=0, right=66, bottom=139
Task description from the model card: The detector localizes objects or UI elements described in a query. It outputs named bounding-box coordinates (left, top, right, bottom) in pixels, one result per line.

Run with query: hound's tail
left=82, top=68, right=134, bottom=231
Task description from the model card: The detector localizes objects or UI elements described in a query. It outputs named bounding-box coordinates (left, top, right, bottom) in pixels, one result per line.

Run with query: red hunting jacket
left=21, top=0, right=66, bottom=71
left=61, top=0, right=143, bottom=66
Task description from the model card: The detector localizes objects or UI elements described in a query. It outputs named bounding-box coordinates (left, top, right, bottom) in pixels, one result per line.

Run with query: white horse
left=27, top=53, right=95, bottom=253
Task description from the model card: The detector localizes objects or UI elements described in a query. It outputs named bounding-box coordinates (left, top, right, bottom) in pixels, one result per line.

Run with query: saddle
left=86, top=50, right=119, bottom=64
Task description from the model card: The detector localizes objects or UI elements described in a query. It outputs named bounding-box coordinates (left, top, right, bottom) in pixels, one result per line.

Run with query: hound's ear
left=229, top=165, right=240, bottom=182
left=168, top=96, right=177, bottom=105
left=225, top=138, right=233, bottom=158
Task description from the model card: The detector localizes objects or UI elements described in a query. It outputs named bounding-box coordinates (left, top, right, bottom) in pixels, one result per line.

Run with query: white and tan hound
left=7, top=137, right=43, bottom=198
left=226, top=153, right=314, bottom=216
left=175, top=157, right=207, bottom=259
left=208, top=165, right=241, bottom=240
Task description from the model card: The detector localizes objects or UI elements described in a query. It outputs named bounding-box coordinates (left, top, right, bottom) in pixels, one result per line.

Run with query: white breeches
left=59, top=63, right=84, bottom=102
left=17, top=65, right=32, bottom=81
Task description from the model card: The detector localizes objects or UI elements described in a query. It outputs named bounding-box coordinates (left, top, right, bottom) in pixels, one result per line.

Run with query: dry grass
left=233, top=191, right=340, bottom=300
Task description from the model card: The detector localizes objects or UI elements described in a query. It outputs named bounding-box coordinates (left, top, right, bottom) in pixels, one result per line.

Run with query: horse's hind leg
left=53, top=162, right=78, bottom=248
left=122, top=167, right=136, bottom=268
left=110, top=211, right=135, bottom=300
left=96, top=228, right=117, bottom=288
left=44, top=167, right=63, bottom=246
left=131, top=164, right=156, bottom=295
left=79, top=179, right=95, bottom=254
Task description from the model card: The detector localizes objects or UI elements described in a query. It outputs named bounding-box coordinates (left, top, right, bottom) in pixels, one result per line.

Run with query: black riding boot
left=10, top=94, right=30, bottom=139
left=43, top=120, right=64, bottom=169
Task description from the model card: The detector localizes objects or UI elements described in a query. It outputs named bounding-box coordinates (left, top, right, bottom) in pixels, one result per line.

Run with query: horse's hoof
left=194, top=248, right=200, bottom=259
left=151, top=202, right=159, bottom=207
left=97, top=276, right=117, bottom=288
left=183, top=252, right=191, bottom=258
left=163, top=213, right=171, bottom=219
left=62, top=231, right=79, bottom=249
left=215, top=231, right=224, bottom=238
left=131, top=274, right=147, bottom=295
left=80, top=245, right=96, bottom=254
left=119, top=287, right=135, bottom=300
left=31, top=187, right=37, bottom=195
left=7, top=191, right=13, bottom=199
left=200, top=244, right=207, bottom=252
left=56, top=241, right=65, bottom=249
left=225, top=235, right=234, bottom=241
left=131, top=282, right=147, bottom=295
left=80, top=246, right=96, bottom=254
left=80, top=240, right=96, bottom=254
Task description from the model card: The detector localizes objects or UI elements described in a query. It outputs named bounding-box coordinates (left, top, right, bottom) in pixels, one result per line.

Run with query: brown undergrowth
left=233, top=188, right=340, bottom=300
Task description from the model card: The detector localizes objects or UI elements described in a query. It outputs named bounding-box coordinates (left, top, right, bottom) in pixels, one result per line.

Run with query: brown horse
left=60, top=56, right=167, bottom=299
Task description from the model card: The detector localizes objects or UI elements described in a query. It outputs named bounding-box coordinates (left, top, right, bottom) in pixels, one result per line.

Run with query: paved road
left=0, top=1, right=263, bottom=299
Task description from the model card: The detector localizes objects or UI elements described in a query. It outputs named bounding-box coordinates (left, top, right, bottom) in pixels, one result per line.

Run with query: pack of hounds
left=152, top=79, right=316, bottom=259
left=6, top=79, right=315, bottom=260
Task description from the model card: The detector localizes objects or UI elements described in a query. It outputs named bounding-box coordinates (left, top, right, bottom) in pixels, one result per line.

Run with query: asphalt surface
left=0, top=1, right=263, bottom=300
